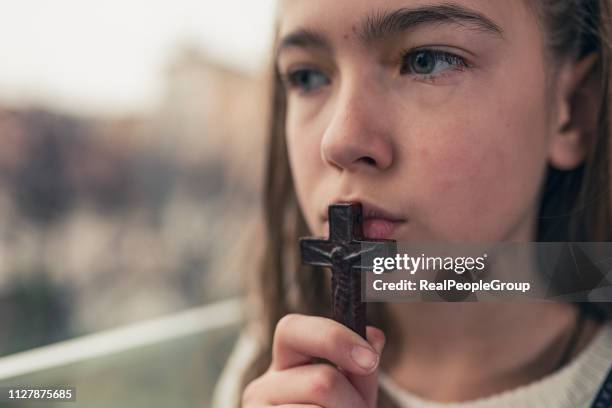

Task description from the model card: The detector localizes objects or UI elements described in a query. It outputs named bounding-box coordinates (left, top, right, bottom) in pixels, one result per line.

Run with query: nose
left=321, top=78, right=394, bottom=172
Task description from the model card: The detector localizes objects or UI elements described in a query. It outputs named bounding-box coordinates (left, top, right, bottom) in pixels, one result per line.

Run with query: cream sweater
left=211, top=322, right=612, bottom=408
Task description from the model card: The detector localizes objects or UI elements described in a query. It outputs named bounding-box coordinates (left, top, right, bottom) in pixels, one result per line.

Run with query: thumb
left=346, top=326, right=386, bottom=408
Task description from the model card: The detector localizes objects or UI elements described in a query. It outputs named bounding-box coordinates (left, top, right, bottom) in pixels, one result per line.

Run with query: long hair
left=240, top=1, right=612, bottom=406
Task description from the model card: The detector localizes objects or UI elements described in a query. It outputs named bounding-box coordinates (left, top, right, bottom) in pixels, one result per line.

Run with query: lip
left=321, top=198, right=406, bottom=239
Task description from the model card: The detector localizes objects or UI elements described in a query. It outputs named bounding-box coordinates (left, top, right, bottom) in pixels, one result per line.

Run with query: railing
left=0, top=297, right=243, bottom=380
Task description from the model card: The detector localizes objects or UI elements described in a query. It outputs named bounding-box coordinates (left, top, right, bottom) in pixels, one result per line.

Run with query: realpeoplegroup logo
left=371, top=278, right=531, bottom=293
left=363, top=242, right=612, bottom=302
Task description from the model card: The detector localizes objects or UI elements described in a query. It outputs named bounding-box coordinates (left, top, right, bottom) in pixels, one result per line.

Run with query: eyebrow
left=276, top=3, right=503, bottom=58
left=277, top=28, right=331, bottom=55
left=360, top=3, right=503, bottom=42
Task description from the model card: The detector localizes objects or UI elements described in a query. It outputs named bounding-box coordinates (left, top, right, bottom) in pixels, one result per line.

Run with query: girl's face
left=277, top=0, right=573, bottom=242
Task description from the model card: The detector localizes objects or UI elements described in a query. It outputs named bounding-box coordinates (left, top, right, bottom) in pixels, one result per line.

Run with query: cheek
left=286, top=115, right=325, bottom=230
left=415, top=103, right=549, bottom=240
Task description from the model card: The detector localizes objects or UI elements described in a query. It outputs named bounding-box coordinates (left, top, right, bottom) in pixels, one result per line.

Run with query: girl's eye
left=400, top=49, right=468, bottom=77
left=284, top=68, right=330, bottom=94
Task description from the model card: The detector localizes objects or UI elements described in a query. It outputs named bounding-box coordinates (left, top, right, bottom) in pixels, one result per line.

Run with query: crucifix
left=299, top=203, right=397, bottom=338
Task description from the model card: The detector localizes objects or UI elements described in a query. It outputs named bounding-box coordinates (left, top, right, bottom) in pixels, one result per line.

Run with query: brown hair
left=240, top=1, right=612, bottom=406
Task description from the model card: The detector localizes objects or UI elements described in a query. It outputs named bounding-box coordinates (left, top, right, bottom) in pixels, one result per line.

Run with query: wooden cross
left=299, top=203, right=397, bottom=338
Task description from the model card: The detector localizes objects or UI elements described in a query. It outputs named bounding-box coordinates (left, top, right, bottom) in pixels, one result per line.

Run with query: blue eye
left=284, top=68, right=330, bottom=94
left=401, top=50, right=468, bottom=76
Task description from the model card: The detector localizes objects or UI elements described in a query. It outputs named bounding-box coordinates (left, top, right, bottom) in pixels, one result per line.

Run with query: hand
left=242, top=314, right=386, bottom=407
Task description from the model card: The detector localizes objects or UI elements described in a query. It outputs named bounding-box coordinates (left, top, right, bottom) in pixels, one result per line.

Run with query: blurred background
left=0, top=1, right=277, bottom=406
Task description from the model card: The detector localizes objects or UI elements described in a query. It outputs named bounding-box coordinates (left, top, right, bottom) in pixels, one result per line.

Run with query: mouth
left=321, top=199, right=406, bottom=240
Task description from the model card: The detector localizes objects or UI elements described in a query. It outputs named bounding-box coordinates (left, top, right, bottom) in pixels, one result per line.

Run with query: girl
left=214, top=0, right=612, bottom=406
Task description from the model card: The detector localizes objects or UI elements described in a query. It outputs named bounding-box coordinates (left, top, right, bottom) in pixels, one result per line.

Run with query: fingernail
left=351, top=345, right=378, bottom=371
left=370, top=330, right=386, bottom=354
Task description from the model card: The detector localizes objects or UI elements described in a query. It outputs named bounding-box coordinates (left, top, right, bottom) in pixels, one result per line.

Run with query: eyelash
left=281, top=48, right=470, bottom=95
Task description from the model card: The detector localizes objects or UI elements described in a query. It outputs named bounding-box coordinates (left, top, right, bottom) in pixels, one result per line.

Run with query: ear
left=548, top=53, right=599, bottom=171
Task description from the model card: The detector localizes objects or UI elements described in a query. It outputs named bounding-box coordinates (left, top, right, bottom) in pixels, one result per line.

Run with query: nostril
left=359, top=157, right=377, bottom=166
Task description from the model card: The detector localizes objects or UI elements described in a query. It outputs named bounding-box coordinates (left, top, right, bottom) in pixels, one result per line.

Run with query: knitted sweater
left=211, top=322, right=612, bottom=407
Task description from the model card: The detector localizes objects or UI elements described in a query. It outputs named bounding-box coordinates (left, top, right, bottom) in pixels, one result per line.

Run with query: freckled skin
left=278, top=0, right=561, bottom=243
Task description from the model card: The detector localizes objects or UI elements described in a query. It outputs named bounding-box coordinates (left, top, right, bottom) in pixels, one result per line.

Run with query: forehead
left=278, top=0, right=532, bottom=39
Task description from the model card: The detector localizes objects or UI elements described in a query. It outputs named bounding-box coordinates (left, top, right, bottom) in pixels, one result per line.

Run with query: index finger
left=271, top=314, right=380, bottom=375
